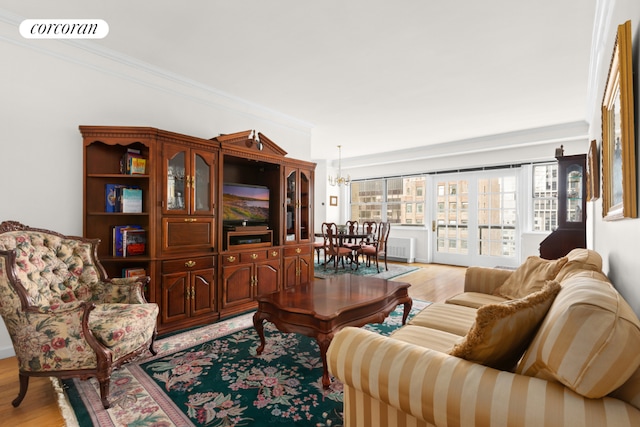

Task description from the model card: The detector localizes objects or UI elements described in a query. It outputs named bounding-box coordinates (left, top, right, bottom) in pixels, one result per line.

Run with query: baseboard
left=0, top=345, right=16, bottom=359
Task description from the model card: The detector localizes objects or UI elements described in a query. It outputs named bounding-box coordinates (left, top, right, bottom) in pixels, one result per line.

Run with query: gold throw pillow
left=450, top=280, right=561, bottom=371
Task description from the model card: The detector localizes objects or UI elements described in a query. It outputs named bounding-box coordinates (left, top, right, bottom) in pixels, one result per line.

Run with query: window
left=435, top=179, right=469, bottom=254
left=532, top=163, right=558, bottom=231
left=477, top=176, right=517, bottom=257
left=351, top=176, right=426, bottom=225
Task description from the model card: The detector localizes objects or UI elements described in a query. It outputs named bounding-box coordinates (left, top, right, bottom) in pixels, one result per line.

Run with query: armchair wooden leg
left=149, top=330, right=158, bottom=356
left=11, top=372, right=29, bottom=407
left=98, top=377, right=111, bottom=409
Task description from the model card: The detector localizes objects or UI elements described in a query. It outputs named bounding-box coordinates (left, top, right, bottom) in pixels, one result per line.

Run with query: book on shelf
left=105, top=185, right=142, bottom=213
left=120, top=148, right=147, bottom=175
left=129, top=157, right=146, bottom=174
left=120, top=187, right=143, bottom=213
left=112, top=224, right=143, bottom=256
left=122, top=267, right=146, bottom=278
left=122, top=228, right=146, bottom=257
left=105, top=184, right=126, bottom=212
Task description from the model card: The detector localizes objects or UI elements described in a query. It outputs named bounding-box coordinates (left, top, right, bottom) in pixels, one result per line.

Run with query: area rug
left=313, top=261, right=418, bottom=280
left=56, top=300, right=430, bottom=427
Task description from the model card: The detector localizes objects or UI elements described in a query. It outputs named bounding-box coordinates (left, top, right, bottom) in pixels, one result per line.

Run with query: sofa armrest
left=327, top=327, right=640, bottom=427
left=463, top=266, right=512, bottom=294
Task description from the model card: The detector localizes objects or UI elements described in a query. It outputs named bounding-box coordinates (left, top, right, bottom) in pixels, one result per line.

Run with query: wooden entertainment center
left=81, top=126, right=315, bottom=334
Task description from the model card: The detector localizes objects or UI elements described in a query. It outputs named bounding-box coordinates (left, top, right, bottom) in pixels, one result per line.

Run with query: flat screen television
left=222, top=183, right=270, bottom=226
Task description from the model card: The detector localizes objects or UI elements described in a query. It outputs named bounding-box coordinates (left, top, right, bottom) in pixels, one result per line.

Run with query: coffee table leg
left=253, top=312, right=267, bottom=355
left=317, top=333, right=332, bottom=388
left=402, top=299, right=413, bottom=325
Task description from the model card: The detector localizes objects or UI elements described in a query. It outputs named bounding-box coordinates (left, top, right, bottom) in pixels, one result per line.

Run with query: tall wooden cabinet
left=539, top=154, right=587, bottom=259
left=81, top=126, right=315, bottom=333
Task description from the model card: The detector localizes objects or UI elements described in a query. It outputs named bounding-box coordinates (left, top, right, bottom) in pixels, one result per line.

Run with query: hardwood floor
left=0, top=262, right=466, bottom=426
left=396, top=262, right=466, bottom=303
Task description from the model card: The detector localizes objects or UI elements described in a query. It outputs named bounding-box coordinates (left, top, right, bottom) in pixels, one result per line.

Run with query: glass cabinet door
left=166, top=147, right=187, bottom=213
left=286, top=169, right=296, bottom=242
left=192, top=150, right=214, bottom=215
left=565, top=165, right=583, bottom=223
left=299, top=170, right=310, bottom=241
left=284, top=167, right=312, bottom=244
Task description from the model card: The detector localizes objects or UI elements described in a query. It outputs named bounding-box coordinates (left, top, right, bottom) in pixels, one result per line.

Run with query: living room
left=1, top=1, right=639, bottom=418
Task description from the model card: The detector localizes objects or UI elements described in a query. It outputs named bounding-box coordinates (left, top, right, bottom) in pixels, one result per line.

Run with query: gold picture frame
left=587, top=139, right=600, bottom=201
left=329, top=195, right=338, bottom=206
left=601, top=20, right=637, bottom=220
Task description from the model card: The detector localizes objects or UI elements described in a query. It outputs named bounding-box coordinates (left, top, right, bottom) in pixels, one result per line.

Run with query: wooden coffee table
left=253, top=274, right=412, bottom=387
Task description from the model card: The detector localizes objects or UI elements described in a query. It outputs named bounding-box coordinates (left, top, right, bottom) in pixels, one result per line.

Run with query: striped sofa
left=327, top=249, right=640, bottom=427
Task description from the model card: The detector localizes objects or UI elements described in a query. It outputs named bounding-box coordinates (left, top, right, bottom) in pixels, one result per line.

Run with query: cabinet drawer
left=221, top=253, right=241, bottom=265
left=284, top=245, right=311, bottom=257
left=240, top=250, right=268, bottom=263
left=162, top=217, right=214, bottom=253
left=162, top=256, right=214, bottom=274
left=267, top=248, right=281, bottom=259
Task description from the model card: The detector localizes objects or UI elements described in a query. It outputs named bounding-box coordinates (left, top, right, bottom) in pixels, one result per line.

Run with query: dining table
left=314, top=230, right=373, bottom=269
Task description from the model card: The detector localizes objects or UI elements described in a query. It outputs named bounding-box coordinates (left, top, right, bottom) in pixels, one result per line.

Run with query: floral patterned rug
left=57, top=301, right=429, bottom=427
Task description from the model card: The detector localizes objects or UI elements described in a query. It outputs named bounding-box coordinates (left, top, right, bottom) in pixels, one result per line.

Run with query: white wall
left=586, top=0, right=640, bottom=314
left=0, top=17, right=312, bottom=358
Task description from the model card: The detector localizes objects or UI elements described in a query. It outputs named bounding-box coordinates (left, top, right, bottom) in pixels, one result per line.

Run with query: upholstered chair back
left=0, top=227, right=103, bottom=310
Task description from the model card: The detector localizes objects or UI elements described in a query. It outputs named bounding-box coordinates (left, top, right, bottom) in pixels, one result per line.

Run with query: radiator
left=386, top=237, right=415, bottom=263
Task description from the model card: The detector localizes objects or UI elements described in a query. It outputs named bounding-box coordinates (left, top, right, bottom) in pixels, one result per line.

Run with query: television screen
left=222, top=183, right=270, bottom=224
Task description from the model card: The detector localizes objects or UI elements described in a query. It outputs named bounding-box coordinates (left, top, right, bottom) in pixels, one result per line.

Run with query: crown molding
left=586, top=0, right=615, bottom=119
left=0, top=8, right=313, bottom=135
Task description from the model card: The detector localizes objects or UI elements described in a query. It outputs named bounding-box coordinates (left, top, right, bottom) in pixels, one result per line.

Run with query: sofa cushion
left=555, top=248, right=604, bottom=282
left=493, top=255, right=567, bottom=299
left=445, top=292, right=509, bottom=309
left=450, top=280, right=561, bottom=371
left=408, top=302, right=477, bottom=336
left=390, top=325, right=462, bottom=353
left=516, top=276, right=640, bottom=398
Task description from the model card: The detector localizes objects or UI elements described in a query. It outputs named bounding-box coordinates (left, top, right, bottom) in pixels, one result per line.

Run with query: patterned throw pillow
left=493, top=256, right=567, bottom=299
left=450, top=280, right=561, bottom=371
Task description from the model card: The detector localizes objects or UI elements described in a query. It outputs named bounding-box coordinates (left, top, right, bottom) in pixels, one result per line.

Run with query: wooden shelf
left=226, top=229, right=273, bottom=250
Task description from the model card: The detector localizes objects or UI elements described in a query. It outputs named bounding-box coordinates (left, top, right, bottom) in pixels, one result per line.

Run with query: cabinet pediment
left=213, top=130, right=288, bottom=157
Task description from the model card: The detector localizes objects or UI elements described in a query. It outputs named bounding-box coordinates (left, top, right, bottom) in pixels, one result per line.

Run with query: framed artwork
left=587, top=139, right=600, bottom=201
left=329, top=195, right=338, bottom=206
left=601, top=20, right=637, bottom=220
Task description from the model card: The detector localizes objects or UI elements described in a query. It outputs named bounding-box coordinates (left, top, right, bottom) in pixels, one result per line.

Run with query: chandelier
left=328, top=145, right=351, bottom=187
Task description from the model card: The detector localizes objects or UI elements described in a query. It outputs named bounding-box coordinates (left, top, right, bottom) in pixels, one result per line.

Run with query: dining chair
left=324, top=222, right=355, bottom=271
left=342, top=220, right=360, bottom=252
left=356, top=221, right=378, bottom=263
left=313, top=227, right=328, bottom=264
left=356, top=221, right=391, bottom=272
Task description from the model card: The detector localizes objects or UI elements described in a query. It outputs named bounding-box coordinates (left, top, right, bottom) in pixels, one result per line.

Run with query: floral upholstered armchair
left=0, top=221, right=158, bottom=409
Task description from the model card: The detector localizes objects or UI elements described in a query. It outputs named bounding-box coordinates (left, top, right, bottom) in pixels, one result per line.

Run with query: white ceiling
left=3, top=0, right=597, bottom=161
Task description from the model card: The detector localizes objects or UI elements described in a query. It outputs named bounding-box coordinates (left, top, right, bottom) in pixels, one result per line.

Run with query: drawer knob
left=271, top=251, right=278, bottom=257
left=251, top=253, right=258, bottom=260
left=295, top=248, right=301, bottom=254
left=185, top=260, right=196, bottom=268
left=227, top=255, right=236, bottom=263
